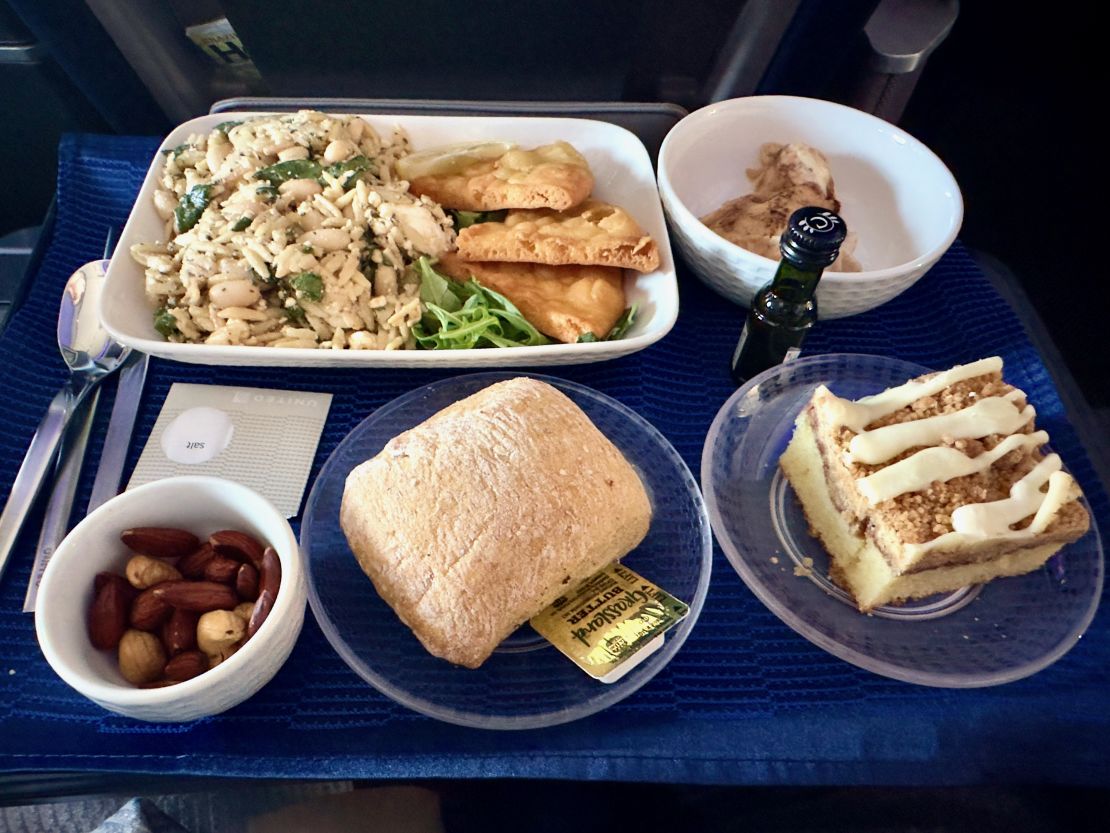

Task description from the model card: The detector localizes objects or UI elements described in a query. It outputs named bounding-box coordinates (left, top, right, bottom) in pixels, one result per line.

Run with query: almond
left=210, top=530, right=265, bottom=568
left=258, top=546, right=282, bottom=601
left=120, top=527, right=200, bottom=559
left=161, top=608, right=198, bottom=656
left=247, top=589, right=274, bottom=639
left=163, top=650, right=208, bottom=682
left=89, top=577, right=129, bottom=650
left=130, top=586, right=173, bottom=631
left=94, top=571, right=137, bottom=601
left=204, top=556, right=240, bottom=584
left=152, top=580, right=238, bottom=612
left=176, top=543, right=217, bottom=579
left=235, top=563, right=259, bottom=601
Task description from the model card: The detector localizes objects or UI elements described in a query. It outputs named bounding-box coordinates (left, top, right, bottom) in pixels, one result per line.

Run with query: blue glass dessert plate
left=701, top=353, right=1103, bottom=687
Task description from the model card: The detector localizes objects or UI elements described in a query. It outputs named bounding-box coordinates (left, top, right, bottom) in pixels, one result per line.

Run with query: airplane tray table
left=0, top=101, right=1107, bottom=787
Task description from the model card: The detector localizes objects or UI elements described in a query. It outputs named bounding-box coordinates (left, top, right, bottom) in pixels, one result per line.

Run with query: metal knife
left=23, top=388, right=101, bottom=612
left=86, top=349, right=149, bottom=513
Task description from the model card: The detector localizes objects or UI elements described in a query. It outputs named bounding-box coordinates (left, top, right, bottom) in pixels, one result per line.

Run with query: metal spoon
left=0, top=259, right=132, bottom=581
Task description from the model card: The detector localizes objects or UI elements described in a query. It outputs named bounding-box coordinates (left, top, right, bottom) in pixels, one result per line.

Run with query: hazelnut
left=125, top=554, right=182, bottom=590
left=118, top=629, right=166, bottom=685
left=197, top=609, right=246, bottom=665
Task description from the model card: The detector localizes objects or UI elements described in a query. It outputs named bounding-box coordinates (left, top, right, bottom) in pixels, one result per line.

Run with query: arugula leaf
left=231, top=216, right=252, bottom=232
left=290, top=271, right=324, bottom=301
left=254, top=159, right=322, bottom=186
left=575, top=305, right=637, bottom=343
left=448, top=209, right=507, bottom=229
left=153, top=308, right=178, bottom=338
left=173, top=184, right=213, bottom=233
left=411, top=256, right=549, bottom=349
left=606, top=305, right=637, bottom=340
left=214, top=120, right=242, bottom=136
left=325, top=155, right=374, bottom=189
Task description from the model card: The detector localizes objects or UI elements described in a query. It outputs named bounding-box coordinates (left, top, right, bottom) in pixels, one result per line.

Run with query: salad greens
left=447, top=209, right=508, bottom=230
left=173, top=184, right=213, bottom=233
left=576, top=306, right=637, bottom=343
left=231, top=216, right=252, bottom=232
left=412, top=257, right=550, bottom=349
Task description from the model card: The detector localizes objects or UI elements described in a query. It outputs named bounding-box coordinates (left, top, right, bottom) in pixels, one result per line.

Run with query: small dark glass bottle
left=729, top=206, right=848, bottom=385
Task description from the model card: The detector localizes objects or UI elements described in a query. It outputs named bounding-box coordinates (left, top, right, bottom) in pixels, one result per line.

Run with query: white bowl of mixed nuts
left=35, top=476, right=305, bottom=722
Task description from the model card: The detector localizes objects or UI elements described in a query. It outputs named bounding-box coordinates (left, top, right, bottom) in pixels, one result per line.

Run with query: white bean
left=278, top=145, right=310, bottom=161
left=373, top=265, right=397, bottom=296
left=209, top=279, right=260, bottom=309
left=279, top=178, right=323, bottom=202
left=153, top=189, right=177, bottom=220
left=323, top=139, right=355, bottom=164
left=299, top=228, right=349, bottom=252
left=348, top=330, right=375, bottom=349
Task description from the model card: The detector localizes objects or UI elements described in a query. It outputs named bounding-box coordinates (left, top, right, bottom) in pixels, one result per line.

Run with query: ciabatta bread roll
left=340, top=377, right=652, bottom=668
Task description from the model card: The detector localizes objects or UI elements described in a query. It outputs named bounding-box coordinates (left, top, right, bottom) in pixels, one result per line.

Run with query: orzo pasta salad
left=130, top=110, right=455, bottom=349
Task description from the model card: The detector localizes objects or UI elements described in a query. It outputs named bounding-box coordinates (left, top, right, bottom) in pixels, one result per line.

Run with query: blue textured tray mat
left=0, top=134, right=1107, bottom=785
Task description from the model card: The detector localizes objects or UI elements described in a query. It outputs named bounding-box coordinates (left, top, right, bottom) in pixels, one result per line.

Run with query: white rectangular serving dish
left=100, top=112, right=678, bottom=368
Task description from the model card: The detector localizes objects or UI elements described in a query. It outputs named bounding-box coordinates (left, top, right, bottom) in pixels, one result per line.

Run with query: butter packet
left=530, top=563, right=689, bottom=684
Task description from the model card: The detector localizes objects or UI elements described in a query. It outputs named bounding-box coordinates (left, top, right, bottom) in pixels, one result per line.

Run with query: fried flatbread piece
left=408, top=141, right=594, bottom=212
left=455, top=199, right=660, bottom=273
left=436, top=252, right=625, bottom=343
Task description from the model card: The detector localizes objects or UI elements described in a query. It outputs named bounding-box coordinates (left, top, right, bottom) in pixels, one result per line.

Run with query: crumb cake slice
left=779, top=357, right=1090, bottom=611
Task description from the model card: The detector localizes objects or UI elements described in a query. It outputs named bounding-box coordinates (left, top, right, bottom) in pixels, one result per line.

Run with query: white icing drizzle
left=844, top=397, right=1035, bottom=465
left=904, top=456, right=1077, bottom=557
left=822, top=355, right=1083, bottom=555
left=856, top=430, right=1049, bottom=505
left=826, top=356, right=1003, bottom=432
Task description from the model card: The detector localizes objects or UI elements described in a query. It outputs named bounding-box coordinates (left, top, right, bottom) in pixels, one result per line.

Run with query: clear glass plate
left=701, top=353, right=1103, bottom=687
left=303, top=372, right=712, bottom=728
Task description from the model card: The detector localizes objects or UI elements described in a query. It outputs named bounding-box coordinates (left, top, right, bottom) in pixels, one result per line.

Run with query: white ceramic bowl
left=657, top=95, right=963, bottom=318
left=35, top=477, right=306, bottom=722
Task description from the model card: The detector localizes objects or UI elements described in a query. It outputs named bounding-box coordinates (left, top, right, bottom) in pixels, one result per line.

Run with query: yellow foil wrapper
left=530, top=563, right=689, bottom=684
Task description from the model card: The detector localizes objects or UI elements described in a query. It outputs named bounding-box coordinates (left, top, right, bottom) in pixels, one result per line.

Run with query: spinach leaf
left=577, top=332, right=599, bottom=343
left=290, top=271, right=324, bottom=301
left=173, top=184, right=213, bottom=233
left=231, top=216, right=252, bottom=232
left=415, top=256, right=463, bottom=313
left=255, top=184, right=278, bottom=202
left=448, top=209, right=508, bottom=229
left=214, top=120, right=242, bottom=136
left=161, top=143, right=189, bottom=158
left=283, top=304, right=307, bottom=324
left=153, top=308, right=178, bottom=338
left=325, top=155, right=374, bottom=189
left=254, top=159, right=322, bottom=187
